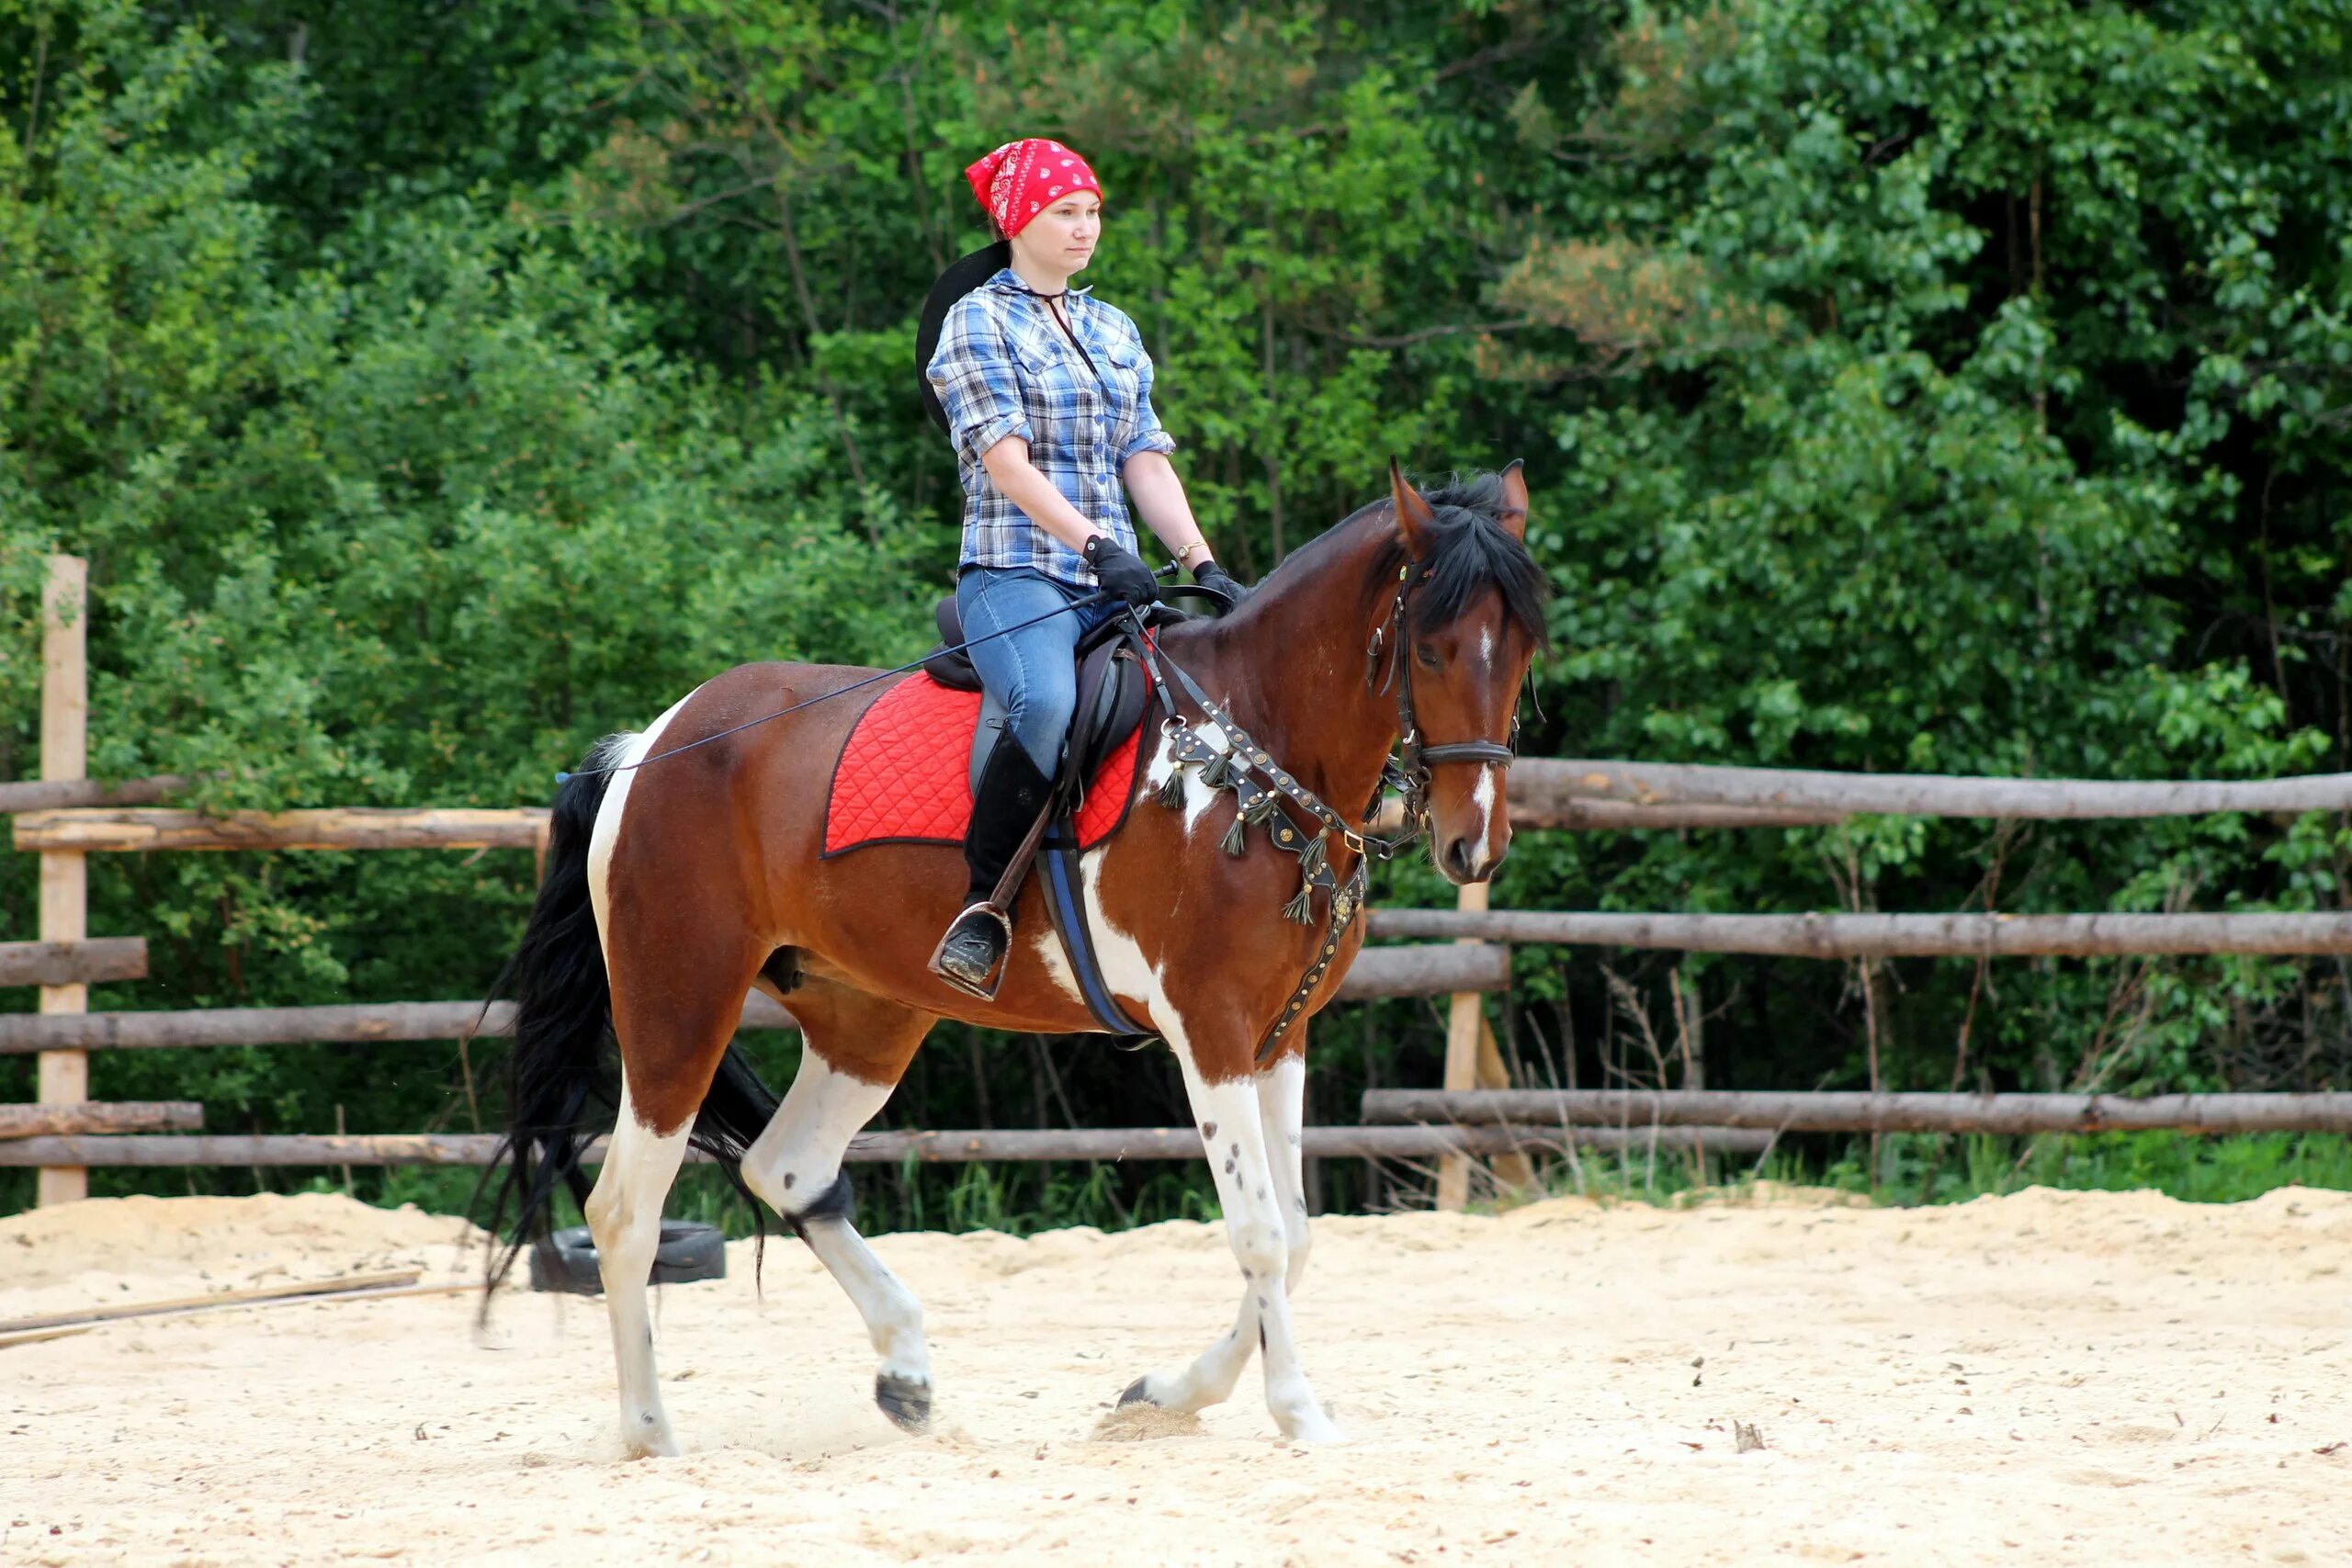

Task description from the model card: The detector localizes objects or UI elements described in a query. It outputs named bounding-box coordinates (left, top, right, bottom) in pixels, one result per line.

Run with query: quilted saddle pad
left=821, top=672, right=1143, bottom=857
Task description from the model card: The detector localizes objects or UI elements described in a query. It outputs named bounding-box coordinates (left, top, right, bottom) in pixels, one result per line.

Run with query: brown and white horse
left=485, top=461, right=1545, bottom=1455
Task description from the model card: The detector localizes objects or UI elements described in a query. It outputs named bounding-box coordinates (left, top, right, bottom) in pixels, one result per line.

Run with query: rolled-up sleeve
left=1120, top=347, right=1179, bottom=465
left=928, top=298, right=1033, bottom=466
left=1101, top=310, right=1176, bottom=463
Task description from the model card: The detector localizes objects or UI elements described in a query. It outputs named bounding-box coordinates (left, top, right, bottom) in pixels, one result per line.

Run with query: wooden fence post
left=37, top=556, right=89, bottom=1206
left=1435, top=879, right=1488, bottom=1212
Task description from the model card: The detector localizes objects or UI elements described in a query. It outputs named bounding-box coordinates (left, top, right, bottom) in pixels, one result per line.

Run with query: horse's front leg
left=1120, top=1037, right=1341, bottom=1442
left=739, top=1025, right=936, bottom=1432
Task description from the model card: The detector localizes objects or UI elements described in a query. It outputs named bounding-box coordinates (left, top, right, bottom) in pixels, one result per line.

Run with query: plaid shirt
left=926, top=269, right=1178, bottom=587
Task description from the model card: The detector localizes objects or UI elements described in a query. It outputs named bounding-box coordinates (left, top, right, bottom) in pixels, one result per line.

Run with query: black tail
left=475, top=736, right=785, bottom=1298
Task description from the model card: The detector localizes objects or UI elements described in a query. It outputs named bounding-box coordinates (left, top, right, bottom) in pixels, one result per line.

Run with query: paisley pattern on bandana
left=963, top=139, right=1102, bottom=237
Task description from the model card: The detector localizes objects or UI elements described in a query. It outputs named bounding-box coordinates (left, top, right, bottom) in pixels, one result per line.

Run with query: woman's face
left=1012, top=192, right=1101, bottom=276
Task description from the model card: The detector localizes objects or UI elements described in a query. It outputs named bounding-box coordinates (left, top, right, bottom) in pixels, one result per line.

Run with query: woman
left=923, top=137, right=1244, bottom=999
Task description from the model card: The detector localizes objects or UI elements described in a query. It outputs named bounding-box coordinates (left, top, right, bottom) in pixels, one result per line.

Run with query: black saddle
left=922, top=596, right=1170, bottom=796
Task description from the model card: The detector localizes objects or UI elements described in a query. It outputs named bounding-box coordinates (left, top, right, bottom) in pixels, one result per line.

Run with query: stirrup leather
left=928, top=900, right=1014, bottom=1001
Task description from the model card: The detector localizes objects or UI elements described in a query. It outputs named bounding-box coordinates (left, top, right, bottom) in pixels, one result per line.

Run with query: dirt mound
left=1, top=1192, right=485, bottom=1315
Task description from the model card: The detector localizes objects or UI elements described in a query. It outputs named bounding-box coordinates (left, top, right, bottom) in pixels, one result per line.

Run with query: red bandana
left=963, top=139, right=1102, bottom=238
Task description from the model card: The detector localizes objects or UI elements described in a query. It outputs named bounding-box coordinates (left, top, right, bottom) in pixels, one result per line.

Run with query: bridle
left=1364, top=558, right=1521, bottom=839
left=1128, top=549, right=1528, bottom=1064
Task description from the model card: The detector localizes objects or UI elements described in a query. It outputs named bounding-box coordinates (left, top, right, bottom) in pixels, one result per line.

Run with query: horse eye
left=1414, top=643, right=1442, bottom=671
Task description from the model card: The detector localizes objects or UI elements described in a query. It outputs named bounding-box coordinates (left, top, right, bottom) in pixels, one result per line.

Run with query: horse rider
left=922, top=136, right=1246, bottom=998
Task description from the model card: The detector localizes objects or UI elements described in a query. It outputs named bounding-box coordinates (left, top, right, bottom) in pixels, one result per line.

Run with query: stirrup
left=927, top=901, right=1014, bottom=1001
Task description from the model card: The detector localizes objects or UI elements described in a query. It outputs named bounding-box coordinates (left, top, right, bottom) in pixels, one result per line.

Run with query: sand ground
left=3, top=1184, right=2346, bottom=1566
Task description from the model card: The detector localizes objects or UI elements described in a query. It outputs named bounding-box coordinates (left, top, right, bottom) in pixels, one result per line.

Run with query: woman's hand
left=1191, top=560, right=1250, bottom=615
left=1084, top=536, right=1161, bottom=606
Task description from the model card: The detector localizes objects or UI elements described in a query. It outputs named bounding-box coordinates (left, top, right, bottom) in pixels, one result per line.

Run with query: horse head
left=1376, top=458, right=1548, bottom=884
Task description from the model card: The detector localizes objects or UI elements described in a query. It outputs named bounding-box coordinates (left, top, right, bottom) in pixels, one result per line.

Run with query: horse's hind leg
left=583, top=1075, right=696, bottom=1458
left=591, top=932, right=763, bottom=1458
left=737, top=981, right=937, bottom=1430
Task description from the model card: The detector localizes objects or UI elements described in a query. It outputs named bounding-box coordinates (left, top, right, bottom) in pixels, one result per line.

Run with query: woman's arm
left=978, top=436, right=1109, bottom=553
left=1122, top=450, right=1214, bottom=570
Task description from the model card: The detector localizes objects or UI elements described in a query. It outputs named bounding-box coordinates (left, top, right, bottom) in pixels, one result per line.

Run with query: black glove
left=1083, top=535, right=1159, bottom=607
left=1192, top=560, right=1250, bottom=615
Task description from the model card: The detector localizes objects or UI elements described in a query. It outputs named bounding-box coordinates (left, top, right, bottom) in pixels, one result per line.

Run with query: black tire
left=526, top=1220, right=727, bottom=1295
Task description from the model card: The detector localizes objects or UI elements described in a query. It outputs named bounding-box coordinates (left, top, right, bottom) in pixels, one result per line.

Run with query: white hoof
left=1274, top=1404, right=1346, bottom=1444
left=621, top=1411, right=680, bottom=1459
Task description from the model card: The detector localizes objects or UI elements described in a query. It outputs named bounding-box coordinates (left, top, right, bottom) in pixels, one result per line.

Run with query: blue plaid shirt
left=926, top=269, right=1178, bottom=588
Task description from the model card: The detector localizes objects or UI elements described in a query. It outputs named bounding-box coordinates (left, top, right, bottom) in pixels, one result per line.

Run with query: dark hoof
left=1117, top=1376, right=1156, bottom=1408
left=876, top=1372, right=933, bottom=1432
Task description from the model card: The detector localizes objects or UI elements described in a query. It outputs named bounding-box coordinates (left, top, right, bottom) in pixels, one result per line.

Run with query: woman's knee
left=1002, top=668, right=1078, bottom=772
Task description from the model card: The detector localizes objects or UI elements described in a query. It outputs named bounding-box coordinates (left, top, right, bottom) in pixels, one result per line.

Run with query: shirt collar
left=986, top=266, right=1095, bottom=302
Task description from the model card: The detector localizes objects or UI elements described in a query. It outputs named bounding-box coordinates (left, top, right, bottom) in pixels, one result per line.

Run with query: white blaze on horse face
left=583, top=1074, right=694, bottom=1458
left=1478, top=626, right=1495, bottom=671
left=1471, top=762, right=1502, bottom=858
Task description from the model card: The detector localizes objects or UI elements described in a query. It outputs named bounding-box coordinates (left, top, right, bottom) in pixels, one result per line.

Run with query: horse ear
left=1496, top=458, right=1529, bottom=540
left=1388, top=457, right=1437, bottom=559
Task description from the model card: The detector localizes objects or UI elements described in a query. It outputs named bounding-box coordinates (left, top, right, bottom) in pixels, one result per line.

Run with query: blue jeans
left=956, top=566, right=1122, bottom=775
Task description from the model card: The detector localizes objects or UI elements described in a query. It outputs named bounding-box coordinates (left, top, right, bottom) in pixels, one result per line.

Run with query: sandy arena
left=3, top=1185, right=2347, bottom=1565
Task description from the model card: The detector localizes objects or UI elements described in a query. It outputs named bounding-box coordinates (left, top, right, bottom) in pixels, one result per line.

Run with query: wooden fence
left=11, top=551, right=2352, bottom=1209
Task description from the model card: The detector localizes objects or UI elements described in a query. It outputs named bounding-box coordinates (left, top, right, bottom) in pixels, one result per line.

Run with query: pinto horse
left=484, top=460, right=1545, bottom=1455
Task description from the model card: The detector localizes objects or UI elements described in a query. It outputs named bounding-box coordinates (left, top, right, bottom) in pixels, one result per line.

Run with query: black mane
left=1366, top=470, right=1551, bottom=649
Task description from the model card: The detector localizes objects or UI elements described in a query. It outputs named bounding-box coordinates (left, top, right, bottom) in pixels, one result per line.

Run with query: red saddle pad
left=822, top=673, right=1144, bottom=858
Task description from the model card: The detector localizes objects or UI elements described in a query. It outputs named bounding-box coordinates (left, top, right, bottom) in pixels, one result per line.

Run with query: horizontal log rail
left=1366, top=908, right=2352, bottom=958
left=0, top=937, right=146, bottom=987
left=0, top=1101, right=202, bottom=1139
left=13, top=807, right=549, bottom=854
left=0, top=774, right=195, bottom=814
left=1510, top=759, right=2352, bottom=823
left=0, top=944, right=1500, bottom=1055
left=15, top=761, right=2349, bottom=855
left=0, top=1123, right=1770, bottom=1168
left=1363, top=1089, right=2352, bottom=1135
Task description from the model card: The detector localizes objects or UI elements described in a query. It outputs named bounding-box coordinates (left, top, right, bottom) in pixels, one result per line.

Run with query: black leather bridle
left=1365, top=559, right=1521, bottom=835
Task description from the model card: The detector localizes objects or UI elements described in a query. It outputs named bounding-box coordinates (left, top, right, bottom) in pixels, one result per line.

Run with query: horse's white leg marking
left=578, top=689, right=704, bottom=1459
left=1256, top=1054, right=1312, bottom=1292
left=1080, top=852, right=1340, bottom=1440
left=584, top=1076, right=692, bottom=1458
left=739, top=1052, right=933, bottom=1415
left=1170, top=1051, right=1342, bottom=1441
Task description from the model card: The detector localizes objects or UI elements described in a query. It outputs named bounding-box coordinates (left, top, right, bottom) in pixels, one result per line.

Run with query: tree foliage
left=3, top=0, right=2347, bottom=1216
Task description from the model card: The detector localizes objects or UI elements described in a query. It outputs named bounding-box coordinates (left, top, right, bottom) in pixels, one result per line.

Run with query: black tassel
left=1219, top=812, right=1249, bottom=857
left=1299, top=829, right=1329, bottom=879
left=1242, top=788, right=1281, bottom=825
left=1156, top=766, right=1188, bottom=810
left=1283, top=882, right=1317, bottom=925
left=1201, top=750, right=1236, bottom=790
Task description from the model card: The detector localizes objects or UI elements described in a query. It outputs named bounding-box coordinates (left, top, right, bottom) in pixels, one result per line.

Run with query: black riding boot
left=928, top=735, right=1056, bottom=999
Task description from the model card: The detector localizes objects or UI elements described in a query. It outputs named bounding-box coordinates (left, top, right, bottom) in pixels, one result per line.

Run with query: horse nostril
left=1443, top=838, right=1474, bottom=880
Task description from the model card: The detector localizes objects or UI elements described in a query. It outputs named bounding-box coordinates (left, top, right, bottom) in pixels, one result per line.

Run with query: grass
left=1529, top=1131, right=2352, bottom=1212
left=48, top=1130, right=2350, bottom=1237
